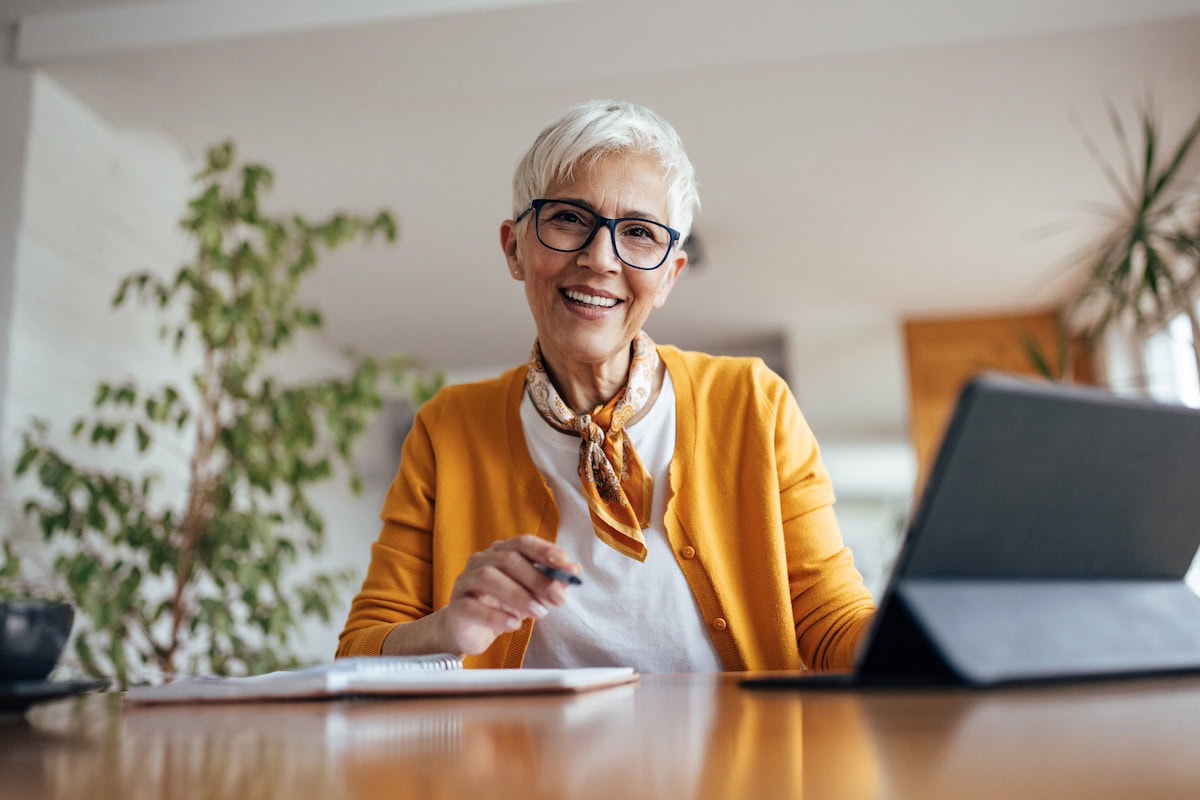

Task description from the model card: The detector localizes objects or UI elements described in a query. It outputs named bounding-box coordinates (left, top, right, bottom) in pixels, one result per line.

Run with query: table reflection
left=860, top=679, right=1200, bottom=800
left=2, top=675, right=887, bottom=800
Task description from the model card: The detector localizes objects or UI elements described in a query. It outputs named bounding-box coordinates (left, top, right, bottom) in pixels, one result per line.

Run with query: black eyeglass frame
left=515, top=198, right=682, bottom=271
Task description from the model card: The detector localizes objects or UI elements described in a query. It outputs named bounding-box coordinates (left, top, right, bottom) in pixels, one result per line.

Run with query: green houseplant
left=5, top=142, right=430, bottom=687
left=1062, top=102, right=1200, bottom=376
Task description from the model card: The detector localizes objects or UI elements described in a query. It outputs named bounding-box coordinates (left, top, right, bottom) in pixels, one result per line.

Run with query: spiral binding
left=320, top=654, right=464, bottom=677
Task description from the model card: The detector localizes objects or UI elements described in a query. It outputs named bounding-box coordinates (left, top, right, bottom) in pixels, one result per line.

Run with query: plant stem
left=167, top=263, right=224, bottom=672
left=167, top=369, right=216, bottom=672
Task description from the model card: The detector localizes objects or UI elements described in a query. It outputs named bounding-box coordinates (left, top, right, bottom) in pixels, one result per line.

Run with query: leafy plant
left=1065, top=101, right=1200, bottom=375
left=0, top=541, right=61, bottom=602
left=1018, top=323, right=1074, bottom=383
left=6, top=142, right=431, bottom=686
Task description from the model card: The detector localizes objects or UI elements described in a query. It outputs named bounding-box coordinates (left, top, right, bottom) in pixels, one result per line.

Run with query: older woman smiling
left=338, top=101, right=876, bottom=672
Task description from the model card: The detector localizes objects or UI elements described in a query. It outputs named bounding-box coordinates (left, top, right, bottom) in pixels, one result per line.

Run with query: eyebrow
left=553, top=197, right=665, bottom=224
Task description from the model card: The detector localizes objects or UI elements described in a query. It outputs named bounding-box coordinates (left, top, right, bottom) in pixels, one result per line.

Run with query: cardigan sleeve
left=787, top=506, right=876, bottom=669
left=769, top=371, right=876, bottom=670
left=336, top=403, right=439, bottom=658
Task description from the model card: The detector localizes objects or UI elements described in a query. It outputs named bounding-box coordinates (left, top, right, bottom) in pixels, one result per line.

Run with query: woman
left=337, top=100, right=875, bottom=672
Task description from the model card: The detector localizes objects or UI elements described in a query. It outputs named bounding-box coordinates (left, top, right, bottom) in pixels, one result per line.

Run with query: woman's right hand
left=381, top=535, right=579, bottom=657
left=428, top=535, right=579, bottom=656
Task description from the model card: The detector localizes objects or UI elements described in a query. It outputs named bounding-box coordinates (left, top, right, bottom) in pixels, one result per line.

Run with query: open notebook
left=126, top=655, right=637, bottom=704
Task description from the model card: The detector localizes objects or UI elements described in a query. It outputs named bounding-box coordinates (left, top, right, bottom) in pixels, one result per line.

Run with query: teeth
left=564, top=289, right=618, bottom=308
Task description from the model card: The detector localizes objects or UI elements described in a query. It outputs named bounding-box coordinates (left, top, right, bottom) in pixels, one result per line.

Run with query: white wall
left=0, top=65, right=34, bottom=455
left=0, top=73, right=198, bottom=678
left=4, top=75, right=194, bottom=466
left=822, top=441, right=914, bottom=598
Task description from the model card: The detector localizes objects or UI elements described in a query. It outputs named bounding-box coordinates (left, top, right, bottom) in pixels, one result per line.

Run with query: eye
left=618, top=222, right=666, bottom=244
left=539, top=202, right=595, bottom=230
left=551, top=210, right=587, bottom=226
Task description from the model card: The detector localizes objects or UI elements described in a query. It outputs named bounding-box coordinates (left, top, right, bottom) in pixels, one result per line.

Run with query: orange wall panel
left=904, top=311, right=1091, bottom=492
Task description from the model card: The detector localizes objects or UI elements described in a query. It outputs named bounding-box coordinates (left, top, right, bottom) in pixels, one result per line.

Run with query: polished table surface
left=4, top=672, right=1200, bottom=800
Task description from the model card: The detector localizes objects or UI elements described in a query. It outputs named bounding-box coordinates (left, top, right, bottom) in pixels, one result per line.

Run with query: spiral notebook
left=126, top=655, right=637, bottom=705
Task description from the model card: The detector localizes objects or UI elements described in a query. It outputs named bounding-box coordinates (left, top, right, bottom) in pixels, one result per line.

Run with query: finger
left=441, top=598, right=523, bottom=655
left=456, top=595, right=524, bottom=632
left=457, top=539, right=577, bottom=611
left=456, top=562, right=550, bottom=619
left=488, top=547, right=568, bottom=605
left=498, top=534, right=574, bottom=569
left=476, top=587, right=549, bottom=621
left=491, top=549, right=574, bottom=608
left=496, top=537, right=581, bottom=601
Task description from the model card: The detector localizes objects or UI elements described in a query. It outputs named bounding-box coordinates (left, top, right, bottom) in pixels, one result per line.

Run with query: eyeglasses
left=515, top=198, right=681, bottom=271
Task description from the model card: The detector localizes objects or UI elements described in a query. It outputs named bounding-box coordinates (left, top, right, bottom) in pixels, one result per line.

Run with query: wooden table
left=4, top=673, right=1200, bottom=799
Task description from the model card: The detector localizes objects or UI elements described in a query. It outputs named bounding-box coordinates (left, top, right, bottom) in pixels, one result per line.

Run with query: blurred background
left=2, top=0, right=1200, bottom=665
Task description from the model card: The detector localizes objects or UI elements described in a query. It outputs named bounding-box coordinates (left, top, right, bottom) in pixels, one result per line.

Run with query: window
left=1138, top=309, right=1200, bottom=593
left=1143, top=310, right=1200, bottom=408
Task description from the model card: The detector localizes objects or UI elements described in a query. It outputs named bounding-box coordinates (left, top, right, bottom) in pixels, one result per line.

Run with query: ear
left=500, top=220, right=524, bottom=280
left=653, top=250, right=688, bottom=308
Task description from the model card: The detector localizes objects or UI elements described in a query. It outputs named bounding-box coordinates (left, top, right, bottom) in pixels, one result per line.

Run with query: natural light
left=1143, top=310, right=1200, bottom=408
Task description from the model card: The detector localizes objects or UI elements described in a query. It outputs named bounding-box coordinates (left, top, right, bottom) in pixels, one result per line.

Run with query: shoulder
left=658, top=344, right=789, bottom=403
left=416, top=365, right=525, bottom=426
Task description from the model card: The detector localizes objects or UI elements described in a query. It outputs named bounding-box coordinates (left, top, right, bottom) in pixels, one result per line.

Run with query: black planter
left=0, top=600, right=75, bottom=682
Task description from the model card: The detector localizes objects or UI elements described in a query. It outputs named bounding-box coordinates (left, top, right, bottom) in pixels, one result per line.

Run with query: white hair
left=511, top=100, right=700, bottom=242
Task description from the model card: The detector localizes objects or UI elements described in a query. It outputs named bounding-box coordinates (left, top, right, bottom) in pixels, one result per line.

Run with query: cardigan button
left=712, top=617, right=728, bottom=632
left=680, top=546, right=696, bottom=559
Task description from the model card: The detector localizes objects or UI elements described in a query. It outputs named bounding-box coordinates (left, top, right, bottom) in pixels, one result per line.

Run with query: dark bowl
left=0, top=600, right=74, bottom=682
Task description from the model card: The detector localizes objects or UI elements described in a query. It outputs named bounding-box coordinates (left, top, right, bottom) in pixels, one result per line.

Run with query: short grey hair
left=511, top=100, right=700, bottom=242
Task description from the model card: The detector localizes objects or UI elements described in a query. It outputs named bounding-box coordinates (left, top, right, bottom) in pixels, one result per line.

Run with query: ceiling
left=7, top=0, right=1200, bottom=440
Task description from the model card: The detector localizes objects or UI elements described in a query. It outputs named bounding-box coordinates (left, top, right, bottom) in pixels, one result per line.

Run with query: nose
left=576, top=223, right=622, bottom=274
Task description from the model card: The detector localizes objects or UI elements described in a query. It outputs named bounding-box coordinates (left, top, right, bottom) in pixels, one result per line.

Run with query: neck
left=540, top=346, right=632, bottom=413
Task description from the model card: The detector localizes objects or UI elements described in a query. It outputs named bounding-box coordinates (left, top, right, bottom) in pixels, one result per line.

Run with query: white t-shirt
left=519, top=372, right=724, bottom=673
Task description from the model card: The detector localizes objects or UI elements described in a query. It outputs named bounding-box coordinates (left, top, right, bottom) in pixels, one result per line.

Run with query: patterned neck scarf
left=525, top=331, right=659, bottom=562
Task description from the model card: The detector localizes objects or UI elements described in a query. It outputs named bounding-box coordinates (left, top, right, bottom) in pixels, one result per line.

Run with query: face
left=500, top=152, right=687, bottom=377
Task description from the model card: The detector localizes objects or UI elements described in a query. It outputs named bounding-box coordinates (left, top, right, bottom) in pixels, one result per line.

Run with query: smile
left=562, top=288, right=620, bottom=309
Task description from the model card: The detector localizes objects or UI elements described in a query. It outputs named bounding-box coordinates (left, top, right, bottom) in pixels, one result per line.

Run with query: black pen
left=533, top=562, right=583, bottom=586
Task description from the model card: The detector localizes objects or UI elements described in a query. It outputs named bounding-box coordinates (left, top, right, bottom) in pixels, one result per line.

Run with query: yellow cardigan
left=337, top=346, right=876, bottom=671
